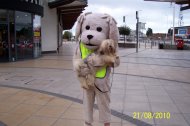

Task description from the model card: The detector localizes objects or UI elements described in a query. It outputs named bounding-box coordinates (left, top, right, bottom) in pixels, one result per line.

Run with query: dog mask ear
left=102, top=14, right=119, bottom=47
left=75, top=14, right=85, bottom=41
left=75, top=12, right=92, bottom=41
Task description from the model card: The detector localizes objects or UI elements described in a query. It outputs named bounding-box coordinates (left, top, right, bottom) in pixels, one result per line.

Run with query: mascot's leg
left=86, top=74, right=95, bottom=87
left=78, top=76, right=89, bottom=89
left=95, top=88, right=111, bottom=124
left=83, top=88, right=95, bottom=125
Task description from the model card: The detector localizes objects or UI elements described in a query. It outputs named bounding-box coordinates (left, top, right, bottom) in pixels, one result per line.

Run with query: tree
left=146, top=28, right=153, bottom=37
left=118, top=26, right=131, bottom=43
left=63, top=31, right=72, bottom=41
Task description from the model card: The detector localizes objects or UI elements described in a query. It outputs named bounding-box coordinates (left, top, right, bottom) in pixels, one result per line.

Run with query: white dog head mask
left=75, top=12, right=119, bottom=50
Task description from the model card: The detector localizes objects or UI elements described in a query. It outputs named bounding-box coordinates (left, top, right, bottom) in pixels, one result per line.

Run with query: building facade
left=0, top=0, right=87, bottom=62
left=174, top=26, right=190, bottom=43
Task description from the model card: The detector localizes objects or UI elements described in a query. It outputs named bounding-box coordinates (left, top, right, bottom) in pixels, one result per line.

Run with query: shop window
left=0, top=10, right=7, bottom=23
left=0, top=9, right=8, bottom=62
left=15, top=11, right=33, bottom=59
left=9, top=11, right=16, bottom=61
left=33, top=15, right=41, bottom=58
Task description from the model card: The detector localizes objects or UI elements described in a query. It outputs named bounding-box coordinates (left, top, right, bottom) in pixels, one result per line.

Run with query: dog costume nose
left=87, top=35, right=93, bottom=40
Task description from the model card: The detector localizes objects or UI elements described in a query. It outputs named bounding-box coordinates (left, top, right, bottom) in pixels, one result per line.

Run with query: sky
left=71, top=0, right=190, bottom=34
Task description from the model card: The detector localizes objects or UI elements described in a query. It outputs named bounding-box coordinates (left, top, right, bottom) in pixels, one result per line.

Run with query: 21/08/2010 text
left=133, top=112, right=171, bottom=119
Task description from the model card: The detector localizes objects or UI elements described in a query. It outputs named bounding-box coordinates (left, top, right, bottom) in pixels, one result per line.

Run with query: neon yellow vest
left=80, top=42, right=107, bottom=78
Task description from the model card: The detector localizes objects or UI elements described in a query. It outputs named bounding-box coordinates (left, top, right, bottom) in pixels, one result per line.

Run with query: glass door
left=0, top=24, right=8, bottom=62
left=15, top=11, right=33, bottom=60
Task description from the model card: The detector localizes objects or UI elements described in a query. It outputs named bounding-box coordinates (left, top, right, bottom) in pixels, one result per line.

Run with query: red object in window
left=28, top=44, right=33, bottom=48
left=21, top=44, right=25, bottom=48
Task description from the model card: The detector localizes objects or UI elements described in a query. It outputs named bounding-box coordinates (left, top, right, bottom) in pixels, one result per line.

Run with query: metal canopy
left=48, top=0, right=75, bottom=8
left=48, top=0, right=87, bottom=30
left=144, top=0, right=190, bottom=11
left=58, top=5, right=86, bottom=30
left=0, top=0, right=44, bottom=16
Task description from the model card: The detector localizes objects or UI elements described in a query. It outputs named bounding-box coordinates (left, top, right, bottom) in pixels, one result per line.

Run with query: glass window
left=0, top=10, right=7, bottom=23
left=15, top=11, right=33, bottom=60
left=16, top=11, right=32, bottom=25
left=9, top=11, right=16, bottom=61
left=33, top=15, right=41, bottom=58
left=0, top=9, right=8, bottom=62
left=0, top=24, right=8, bottom=62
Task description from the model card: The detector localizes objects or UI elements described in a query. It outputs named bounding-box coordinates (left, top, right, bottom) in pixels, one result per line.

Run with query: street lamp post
left=136, top=11, right=139, bottom=53
left=123, top=15, right=128, bottom=43
left=172, top=2, right=175, bottom=46
left=123, top=16, right=126, bottom=43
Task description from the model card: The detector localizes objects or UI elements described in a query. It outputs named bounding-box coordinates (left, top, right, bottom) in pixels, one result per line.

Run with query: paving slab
left=0, top=43, right=190, bottom=126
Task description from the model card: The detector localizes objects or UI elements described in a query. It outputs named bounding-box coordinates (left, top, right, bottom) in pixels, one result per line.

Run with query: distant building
left=174, top=26, right=190, bottom=43
left=174, top=26, right=190, bottom=37
left=152, top=33, right=167, bottom=40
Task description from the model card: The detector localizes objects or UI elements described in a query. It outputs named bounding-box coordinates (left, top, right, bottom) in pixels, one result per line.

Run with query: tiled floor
left=0, top=87, right=122, bottom=126
left=0, top=42, right=190, bottom=126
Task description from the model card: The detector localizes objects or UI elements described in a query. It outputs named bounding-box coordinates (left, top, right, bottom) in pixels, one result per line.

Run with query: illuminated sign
left=179, top=29, right=187, bottom=35
left=34, top=31, right=40, bottom=37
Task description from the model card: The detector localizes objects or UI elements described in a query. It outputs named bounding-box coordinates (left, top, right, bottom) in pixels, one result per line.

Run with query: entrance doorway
left=0, top=9, right=42, bottom=62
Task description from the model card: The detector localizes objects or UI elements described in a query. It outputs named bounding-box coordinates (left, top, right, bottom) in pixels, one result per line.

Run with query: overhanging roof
left=48, top=0, right=87, bottom=30
left=0, top=0, right=43, bottom=16
left=144, top=0, right=190, bottom=11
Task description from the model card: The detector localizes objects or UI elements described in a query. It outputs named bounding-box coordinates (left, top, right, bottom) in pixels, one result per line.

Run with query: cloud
left=71, top=0, right=190, bottom=34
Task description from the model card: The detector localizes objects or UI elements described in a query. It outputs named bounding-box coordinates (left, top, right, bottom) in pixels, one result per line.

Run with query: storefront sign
left=179, top=29, right=187, bottom=35
left=34, top=31, right=40, bottom=37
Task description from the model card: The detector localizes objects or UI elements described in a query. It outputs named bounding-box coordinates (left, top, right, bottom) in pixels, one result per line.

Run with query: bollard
left=151, top=41, right=152, bottom=49
left=145, top=41, right=146, bottom=48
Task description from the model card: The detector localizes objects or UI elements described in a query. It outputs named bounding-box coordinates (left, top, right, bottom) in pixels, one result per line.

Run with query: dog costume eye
left=97, top=27, right=102, bottom=32
left=86, top=25, right=90, bottom=30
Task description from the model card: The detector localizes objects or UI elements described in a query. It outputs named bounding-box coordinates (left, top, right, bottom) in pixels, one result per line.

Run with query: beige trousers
left=83, top=87, right=111, bottom=123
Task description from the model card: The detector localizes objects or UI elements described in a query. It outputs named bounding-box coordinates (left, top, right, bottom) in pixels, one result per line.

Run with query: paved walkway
left=0, top=42, right=190, bottom=126
left=0, top=87, right=124, bottom=126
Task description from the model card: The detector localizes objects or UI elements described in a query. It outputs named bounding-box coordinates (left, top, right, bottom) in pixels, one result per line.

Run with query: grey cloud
left=80, top=0, right=190, bottom=33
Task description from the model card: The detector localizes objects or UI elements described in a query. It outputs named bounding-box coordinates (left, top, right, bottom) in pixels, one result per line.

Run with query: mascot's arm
left=86, top=54, right=106, bottom=67
left=73, top=45, right=91, bottom=76
left=113, top=55, right=120, bottom=68
left=73, top=45, right=81, bottom=72
left=113, top=45, right=120, bottom=67
left=86, top=53, right=120, bottom=68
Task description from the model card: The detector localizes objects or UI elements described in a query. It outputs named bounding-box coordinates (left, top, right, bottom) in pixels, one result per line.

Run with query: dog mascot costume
left=73, top=12, right=120, bottom=126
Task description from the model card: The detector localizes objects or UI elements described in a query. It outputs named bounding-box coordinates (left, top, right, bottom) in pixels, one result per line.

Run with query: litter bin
left=176, top=39, right=184, bottom=50
left=159, top=43, right=164, bottom=49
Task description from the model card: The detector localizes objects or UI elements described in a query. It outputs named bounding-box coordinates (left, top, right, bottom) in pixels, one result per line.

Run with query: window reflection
left=33, top=15, right=41, bottom=58
left=0, top=10, right=7, bottom=23
left=0, top=10, right=8, bottom=62
left=0, top=24, right=8, bottom=61
left=16, top=11, right=33, bottom=59
left=9, top=11, right=15, bottom=61
left=0, top=9, right=42, bottom=62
